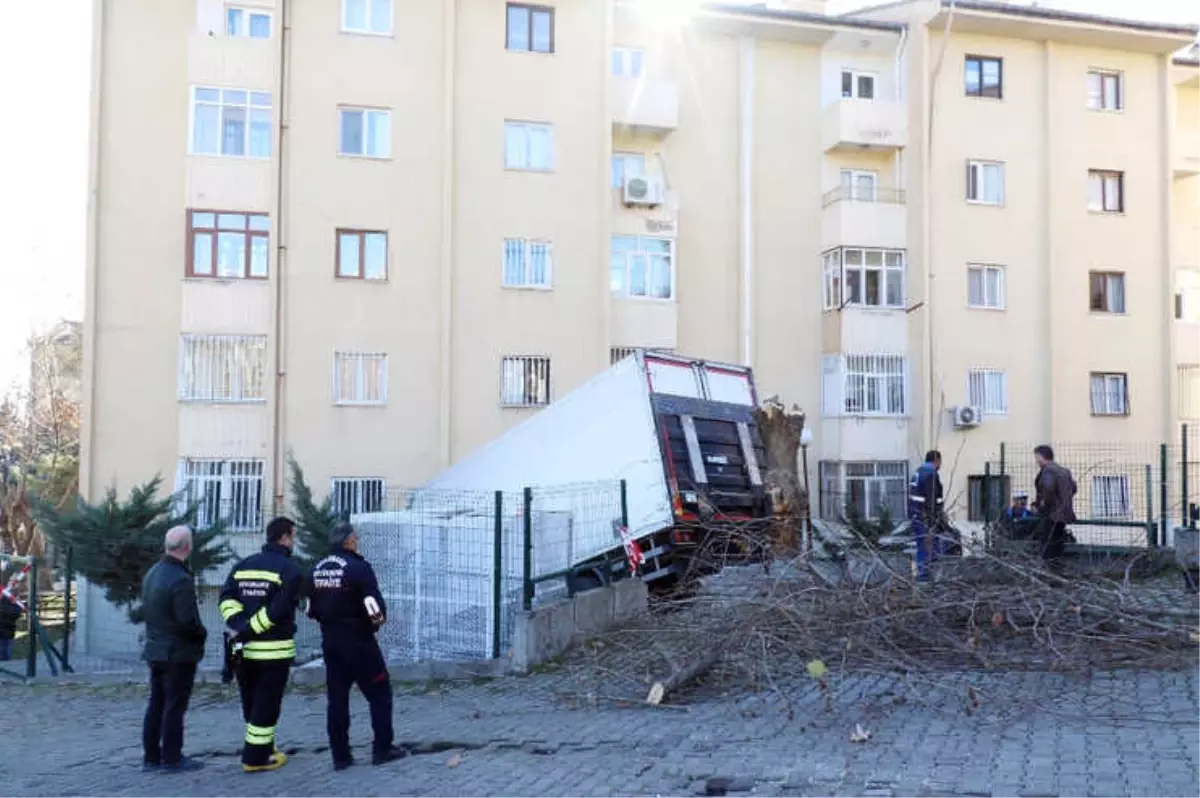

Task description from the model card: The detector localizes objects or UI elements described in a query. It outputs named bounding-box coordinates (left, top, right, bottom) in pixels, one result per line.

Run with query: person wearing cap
left=307, top=521, right=404, bottom=771
left=1003, top=491, right=1035, bottom=523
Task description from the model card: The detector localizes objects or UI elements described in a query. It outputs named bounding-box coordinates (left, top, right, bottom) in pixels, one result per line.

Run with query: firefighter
left=308, top=521, right=405, bottom=770
left=218, top=516, right=305, bottom=773
left=908, top=450, right=946, bottom=582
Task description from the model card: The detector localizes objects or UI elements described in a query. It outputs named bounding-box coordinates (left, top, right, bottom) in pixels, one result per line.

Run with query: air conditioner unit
left=952, top=405, right=982, bottom=429
left=623, top=175, right=665, bottom=207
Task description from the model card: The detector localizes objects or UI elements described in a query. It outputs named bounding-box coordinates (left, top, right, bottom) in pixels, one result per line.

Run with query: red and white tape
left=1, top=563, right=30, bottom=611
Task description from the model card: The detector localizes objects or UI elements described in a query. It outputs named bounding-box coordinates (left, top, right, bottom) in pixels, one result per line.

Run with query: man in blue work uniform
left=908, top=450, right=946, bottom=581
left=307, top=521, right=405, bottom=771
left=219, top=516, right=305, bottom=773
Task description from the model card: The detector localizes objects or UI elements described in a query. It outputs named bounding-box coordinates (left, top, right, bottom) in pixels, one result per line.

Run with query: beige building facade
left=81, top=0, right=1198, bottom=527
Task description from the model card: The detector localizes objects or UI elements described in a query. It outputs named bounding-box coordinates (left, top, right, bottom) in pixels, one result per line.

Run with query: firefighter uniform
left=218, top=521, right=305, bottom=773
left=307, top=522, right=403, bottom=770
left=908, top=459, right=946, bottom=581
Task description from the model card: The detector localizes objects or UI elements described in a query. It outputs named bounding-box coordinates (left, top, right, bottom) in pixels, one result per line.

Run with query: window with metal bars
left=610, top=347, right=674, bottom=365
left=835, top=354, right=906, bottom=416
left=968, top=369, right=1008, bottom=415
left=177, top=458, right=265, bottom=532
left=819, top=461, right=908, bottom=522
left=178, top=334, right=267, bottom=402
left=500, top=356, right=551, bottom=406
left=502, top=239, right=553, bottom=288
left=330, top=477, right=385, bottom=518
left=333, top=352, right=388, bottom=405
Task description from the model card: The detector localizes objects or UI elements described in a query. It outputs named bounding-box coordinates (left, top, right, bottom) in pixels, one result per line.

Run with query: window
left=611, top=152, right=645, bottom=189
left=1087, top=69, right=1122, bottom=111
left=330, top=477, right=385, bottom=517
left=504, top=121, right=554, bottom=171
left=1089, top=272, right=1126, bottom=314
left=226, top=6, right=271, bottom=38
left=964, top=55, right=1002, bottom=98
left=967, top=474, right=1011, bottom=522
left=501, top=356, right=551, bottom=406
left=178, top=334, right=267, bottom=402
left=339, top=107, right=391, bottom=158
left=1177, top=271, right=1200, bottom=322
left=336, top=230, right=388, bottom=280
left=177, top=459, right=265, bottom=532
left=1088, top=170, right=1124, bottom=213
left=1179, top=365, right=1200, bottom=420
left=840, top=169, right=877, bottom=201
left=968, top=369, right=1008, bottom=415
left=821, top=248, right=905, bottom=310
left=333, top=352, right=388, bottom=405
left=191, top=87, right=272, bottom=158
left=506, top=4, right=553, bottom=53
left=341, top=0, right=392, bottom=35
left=502, top=239, right=553, bottom=288
left=1090, top=372, right=1129, bottom=416
left=821, top=354, right=906, bottom=417
left=187, top=211, right=270, bottom=279
left=966, top=160, right=1005, bottom=204
left=818, top=461, right=907, bottom=522
left=967, top=263, right=1005, bottom=309
left=612, top=46, right=645, bottom=78
left=610, top=347, right=673, bottom=365
left=840, top=69, right=876, bottom=100
left=1091, top=475, right=1131, bottom=519
left=611, top=235, right=673, bottom=300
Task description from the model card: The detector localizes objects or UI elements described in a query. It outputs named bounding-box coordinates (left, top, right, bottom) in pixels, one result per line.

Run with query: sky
left=0, top=0, right=1193, bottom=397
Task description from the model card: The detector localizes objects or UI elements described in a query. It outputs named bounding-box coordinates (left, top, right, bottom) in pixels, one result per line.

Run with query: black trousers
left=1035, top=518, right=1068, bottom=562
left=323, top=638, right=393, bottom=763
left=142, top=661, right=197, bottom=765
left=236, top=659, right=291, bottom=766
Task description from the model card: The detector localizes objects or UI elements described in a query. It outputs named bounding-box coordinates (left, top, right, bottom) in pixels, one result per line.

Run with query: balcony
left=821, top=186, right=907, bottom=250
left=821, top=99, right=907, bottom=152
left=611, top=77, right=679, bottom=135
left=1175, top=129, right=1200, bottom=177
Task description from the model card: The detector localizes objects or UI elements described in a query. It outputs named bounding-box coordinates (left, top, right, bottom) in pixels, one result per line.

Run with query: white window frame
left=502, top=238, right=554, bottom=289
left=968, top=368, right=1008, bottom=415
left=966, top=160, right=1005, bottom=205
left=338, top=107, right=392, bottom=159
left=611, top=151, right=646, bottom=189
left=225, top=5, right=272, bottom=38
left=504, top=121, right=555, bottom=172
left=330, top=477, right=386, bottom=517
left=1088, top=170, right=1124, bottom=213
left=189, top=86, right=272, bottom=159
left=967, top=263, right=1006, bottom=310
left=822, top=354, right=907, bottom=417
left=819, top=461, right=908, bottom=522
left=178, top=334, right=267, bottom=403
left=840, top=69, right=877, bottom=100
left=1087, top=69, right=1123, bottom=111
left=1091, top=475, right=1131, bottom=519
left=500, top=356, right=551, bottom=407
left=1089, top=271, right=1126, bottom=314
left=821, top=247, right=905, bottom=311
left=610, top=235, right=675, bottom=301
left=341, top=0, right=393, bottom=35
left=1090, top=372, right=1129, bottom=416
left=839, top=169, right=878, bottom=202
left=176, top=458, right=265, bottom=532
left=612, top=46, right=646, bottom=78
left=333, top=352, right=388, bottom=406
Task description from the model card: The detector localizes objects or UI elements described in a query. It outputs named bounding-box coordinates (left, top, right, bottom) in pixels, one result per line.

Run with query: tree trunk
left=752, top=399, right=808, bottom=553
left=646, top=647, right=722, bottom=705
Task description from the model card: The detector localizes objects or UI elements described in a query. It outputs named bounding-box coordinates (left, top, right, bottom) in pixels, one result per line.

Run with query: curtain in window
left=504, top=125, right=526, bottom=169
left=193, top=99, right=220, bottom=155
left=339, top=233, right=361, bottom=277
left=221, top=94, right=247, bottom=156
left=529, top=242, right=551, bottom=286
left=363, top=233, right=387, bottom=279
left=249, top=109, right=271, bottom=157
left=503, top=239, right=526, bottom=286
left=365, top=111, right=390, bottom=158
left=527, top=125, right=551, bottom=169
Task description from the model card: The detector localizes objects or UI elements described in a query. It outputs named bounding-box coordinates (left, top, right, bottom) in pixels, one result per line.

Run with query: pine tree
left=287, top=456, right=339, bottom=571
left=34, top=476, right=233, bottom=622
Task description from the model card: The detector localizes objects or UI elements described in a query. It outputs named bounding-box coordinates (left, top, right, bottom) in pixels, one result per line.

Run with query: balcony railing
left=822, top=186, right=907, bottom=208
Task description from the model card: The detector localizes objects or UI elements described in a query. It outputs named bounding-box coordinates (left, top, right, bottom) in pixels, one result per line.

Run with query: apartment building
left=81, top=0, right=1198, bottom=530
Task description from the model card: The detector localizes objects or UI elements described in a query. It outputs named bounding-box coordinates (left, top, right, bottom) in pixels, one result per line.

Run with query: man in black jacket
left=141, top=525, right=208, bottom=772
left=308, top=521, right=404, bottom=770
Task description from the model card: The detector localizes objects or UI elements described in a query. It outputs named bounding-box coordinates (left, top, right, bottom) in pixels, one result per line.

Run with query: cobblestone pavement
left=1, top=667, right=1196, bottom=797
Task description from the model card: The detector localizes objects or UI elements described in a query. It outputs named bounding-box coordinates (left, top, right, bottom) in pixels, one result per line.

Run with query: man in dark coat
left=141, top=525, right=208, bottom=772
left=1032, top=445, right=1077, bottom=568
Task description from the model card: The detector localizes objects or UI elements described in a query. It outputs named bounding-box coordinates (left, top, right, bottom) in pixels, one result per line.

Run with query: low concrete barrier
left=511, top=578, right=648, bottom=673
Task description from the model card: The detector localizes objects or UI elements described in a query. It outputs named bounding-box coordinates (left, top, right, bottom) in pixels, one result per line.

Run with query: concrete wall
left=511, top=578, right=648, bottom=673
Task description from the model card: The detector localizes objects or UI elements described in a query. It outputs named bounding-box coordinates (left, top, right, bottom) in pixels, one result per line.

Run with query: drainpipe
left=438, top=0, right=458, bottom=468
left=270, top=0, right=291, bottom=513
left=739, top=34, right=755, bottom=367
